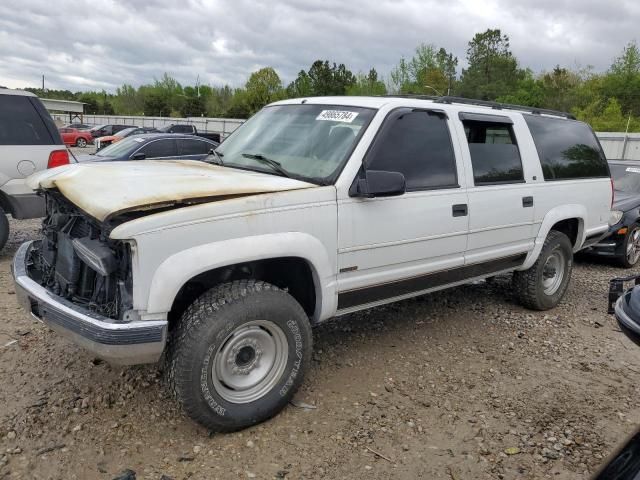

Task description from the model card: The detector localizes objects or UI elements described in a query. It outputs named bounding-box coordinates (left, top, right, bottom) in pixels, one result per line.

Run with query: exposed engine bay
left=28, top=192, right=133, bottom=320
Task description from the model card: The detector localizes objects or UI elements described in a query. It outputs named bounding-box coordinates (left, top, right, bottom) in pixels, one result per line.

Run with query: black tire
left=512, top=230, right=573, bottom=310
left=618, top=225, right=640, bottom=269
left=165, top=280, right=312, bottom=432
left=75, top=137, right=87, bottom=147
left=0, top=207, right=8, bottom=251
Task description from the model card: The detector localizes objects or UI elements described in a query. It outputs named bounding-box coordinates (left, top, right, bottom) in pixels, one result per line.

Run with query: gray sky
left=0, top=0, right=638, bottom=92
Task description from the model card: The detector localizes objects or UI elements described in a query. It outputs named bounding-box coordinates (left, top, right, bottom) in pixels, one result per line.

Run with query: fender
left=519, top=204, right=586, bottom=270
left=144, top=232, right=337, bottom=322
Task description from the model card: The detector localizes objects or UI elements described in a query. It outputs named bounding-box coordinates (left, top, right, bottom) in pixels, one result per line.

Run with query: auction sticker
left=316, top=110, right=359, bottom=123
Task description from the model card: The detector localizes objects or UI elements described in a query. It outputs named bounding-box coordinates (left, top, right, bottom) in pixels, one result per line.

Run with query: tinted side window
left=172, top=125, right=193, bottom=133
left=524, top=115, right=608, bottom=180
left=179, top=139, right=212, bottom=155
left=138, top=139, right=177, bottom=158
left=0, top=95, right=53, bottom=145
left=365, top=109, right=457, bottom=190
left=463, top=121, right=524, bottom=185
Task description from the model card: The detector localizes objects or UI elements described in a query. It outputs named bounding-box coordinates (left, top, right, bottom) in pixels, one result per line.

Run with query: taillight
left=611, top=177, right=615, bottom=208
left=47, top=149, right=70, bottom=169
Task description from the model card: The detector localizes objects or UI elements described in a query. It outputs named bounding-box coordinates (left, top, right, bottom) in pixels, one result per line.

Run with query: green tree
left=205, top=86, right=234, bottom=117
left=113, top=84, right=141, bottom=115
left=286, top=71, right=313, bottom=97
left=288, top=60, right=356, bottom=97
left=180, top=96, right=206, bottom=117
left=143, top=91, right=170, bottom=116
left=459, top=28, right=524, bottom=100
left=389, top=44, right=457, bottom=95
left=602, top=41, right=640, bottom=116
left=346, top=69, right=387, bottom=96
left=496, top=70, right=545, bottom=107
left=244, top=67, right=284, bottom=114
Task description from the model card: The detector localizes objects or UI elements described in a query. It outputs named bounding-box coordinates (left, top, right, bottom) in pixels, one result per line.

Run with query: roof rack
left=381, top=94, right=575, bottom=120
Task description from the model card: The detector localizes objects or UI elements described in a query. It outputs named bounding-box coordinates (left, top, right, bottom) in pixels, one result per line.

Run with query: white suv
left=13, top=95, right=612, bottom=431
left=0, top=89, right=69, bottom=249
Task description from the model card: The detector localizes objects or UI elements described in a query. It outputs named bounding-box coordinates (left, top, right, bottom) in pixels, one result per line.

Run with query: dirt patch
left=1, top=219, right=639, bottom=479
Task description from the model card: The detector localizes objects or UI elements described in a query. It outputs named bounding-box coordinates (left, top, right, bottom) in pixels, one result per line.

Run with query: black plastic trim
left=458, top=112, right=513, bottom=124
left=337, top=253, right=527, bottom=310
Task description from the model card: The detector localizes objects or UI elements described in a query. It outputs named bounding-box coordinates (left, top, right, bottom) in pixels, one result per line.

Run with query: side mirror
left=131, top=152, right=146, bottom=160
left=352, top=170, right=406, bottom=198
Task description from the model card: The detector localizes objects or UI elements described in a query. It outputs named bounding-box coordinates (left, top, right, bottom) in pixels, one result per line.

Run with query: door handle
left=452, top=204, right=468, bottom=217
left=522, top=196, right=534, bottom=208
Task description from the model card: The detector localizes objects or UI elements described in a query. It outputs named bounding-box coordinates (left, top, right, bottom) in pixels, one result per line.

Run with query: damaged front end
left=29, top=192, right=133, bottom=320
left=13, top=190, right=167, bottom=364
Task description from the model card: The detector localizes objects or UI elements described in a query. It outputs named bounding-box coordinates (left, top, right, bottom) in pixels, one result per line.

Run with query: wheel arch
left=519, top=205, right=587, bottom=270
left=143, top=233, right=337, bottom=324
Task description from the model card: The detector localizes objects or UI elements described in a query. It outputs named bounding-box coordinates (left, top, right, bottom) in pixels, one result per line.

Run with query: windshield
left=90, top=124, right=106, bottom=132
left=216, top=104, right=376, bottom=183
left=96, top=136, right=146, bottom=157
left=611, top=164, right=640, bottom=194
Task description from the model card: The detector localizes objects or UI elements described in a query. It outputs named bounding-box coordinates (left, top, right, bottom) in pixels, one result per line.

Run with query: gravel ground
left=1, top=217, right=640, bottom=479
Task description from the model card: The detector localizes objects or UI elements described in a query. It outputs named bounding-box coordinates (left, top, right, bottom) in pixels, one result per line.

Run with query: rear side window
left=524, top=115, right=608, bottom=180
left=365, top=109, right=457, bottom=190
left=179, top=139, right=212, bottom=155
left=137, top=139, right=177, bottom=158
left=0, top=95, right=53, bottom=145
left=172, top=125, right=193, bottom=133
left=463, top=121, right=524, bottom=185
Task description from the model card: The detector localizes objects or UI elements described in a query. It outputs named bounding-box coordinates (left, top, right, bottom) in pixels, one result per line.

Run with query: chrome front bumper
left=12, top=241, right=167, bottom=365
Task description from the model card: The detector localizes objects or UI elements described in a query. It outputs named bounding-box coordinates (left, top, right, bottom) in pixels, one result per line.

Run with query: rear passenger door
left=458, top=113, right=535, bottom=265
left=177, top=138, right=213, bottom=160
left=336, top=108, right=469, bottom=311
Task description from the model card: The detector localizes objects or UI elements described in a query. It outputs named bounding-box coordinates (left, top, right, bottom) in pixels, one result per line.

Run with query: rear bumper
left=12, top=241, right=167, bottom=365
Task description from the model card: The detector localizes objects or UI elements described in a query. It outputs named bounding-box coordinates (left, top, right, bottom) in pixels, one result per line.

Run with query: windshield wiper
left=241, top=153, right=292, bottom=178
left=207, top=148, right=225, bottom=166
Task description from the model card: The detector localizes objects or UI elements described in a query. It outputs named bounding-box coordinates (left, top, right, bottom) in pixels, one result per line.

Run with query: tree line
left=24, top=28, right=640, bottom=132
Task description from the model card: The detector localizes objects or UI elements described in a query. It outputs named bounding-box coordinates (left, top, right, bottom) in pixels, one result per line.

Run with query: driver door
left=336, top=109, right=469, bottom=311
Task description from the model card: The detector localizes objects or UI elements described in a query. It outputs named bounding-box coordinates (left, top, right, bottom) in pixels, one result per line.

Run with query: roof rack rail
left=382, top=94, right=440, bottom=101
left=435, top=96, right=575, bottom=120
left=380, top=94, right=575, bottom=120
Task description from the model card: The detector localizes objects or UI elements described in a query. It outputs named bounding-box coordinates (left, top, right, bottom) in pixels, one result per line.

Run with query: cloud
left=0, top=0, right=637, bottom=92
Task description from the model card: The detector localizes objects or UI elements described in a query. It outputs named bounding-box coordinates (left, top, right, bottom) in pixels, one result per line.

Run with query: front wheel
left=76, top=137, right=87, bottom=148
left=165, top=280, right=312, bottom=432
left=619, top=225, right=640, bottom=268
left=512, top=230, right=573, bottom=310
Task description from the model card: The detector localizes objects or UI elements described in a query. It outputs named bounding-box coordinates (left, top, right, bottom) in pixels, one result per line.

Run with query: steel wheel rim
left=212, top=320, right=288, bottom=404
left=627, top=228, right=640, bottom=265
left=542, top=248, right=565, bottom=295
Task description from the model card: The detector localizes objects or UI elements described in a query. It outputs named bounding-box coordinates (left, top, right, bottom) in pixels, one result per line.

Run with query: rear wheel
left=75, top=137, right=87, bottom=148
left=619, top=225, right=640, bottom=268
left=512, top=230, right=573, bottom=310
left=165, top=280, right=312, bottom=432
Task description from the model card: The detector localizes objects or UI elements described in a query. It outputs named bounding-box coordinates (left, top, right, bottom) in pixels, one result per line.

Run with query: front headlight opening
left=609, top=210, right=624, bottom=226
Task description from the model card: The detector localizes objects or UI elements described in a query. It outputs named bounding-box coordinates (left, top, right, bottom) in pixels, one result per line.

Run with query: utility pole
left=42, top=74, right=45, bottom=92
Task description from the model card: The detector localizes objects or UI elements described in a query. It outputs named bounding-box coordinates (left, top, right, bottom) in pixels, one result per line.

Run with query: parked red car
left=58, top=127, right=93, bottom=148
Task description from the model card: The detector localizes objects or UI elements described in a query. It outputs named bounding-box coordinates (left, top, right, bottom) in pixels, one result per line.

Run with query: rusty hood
left=27, top=160, right=316, bottom=222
